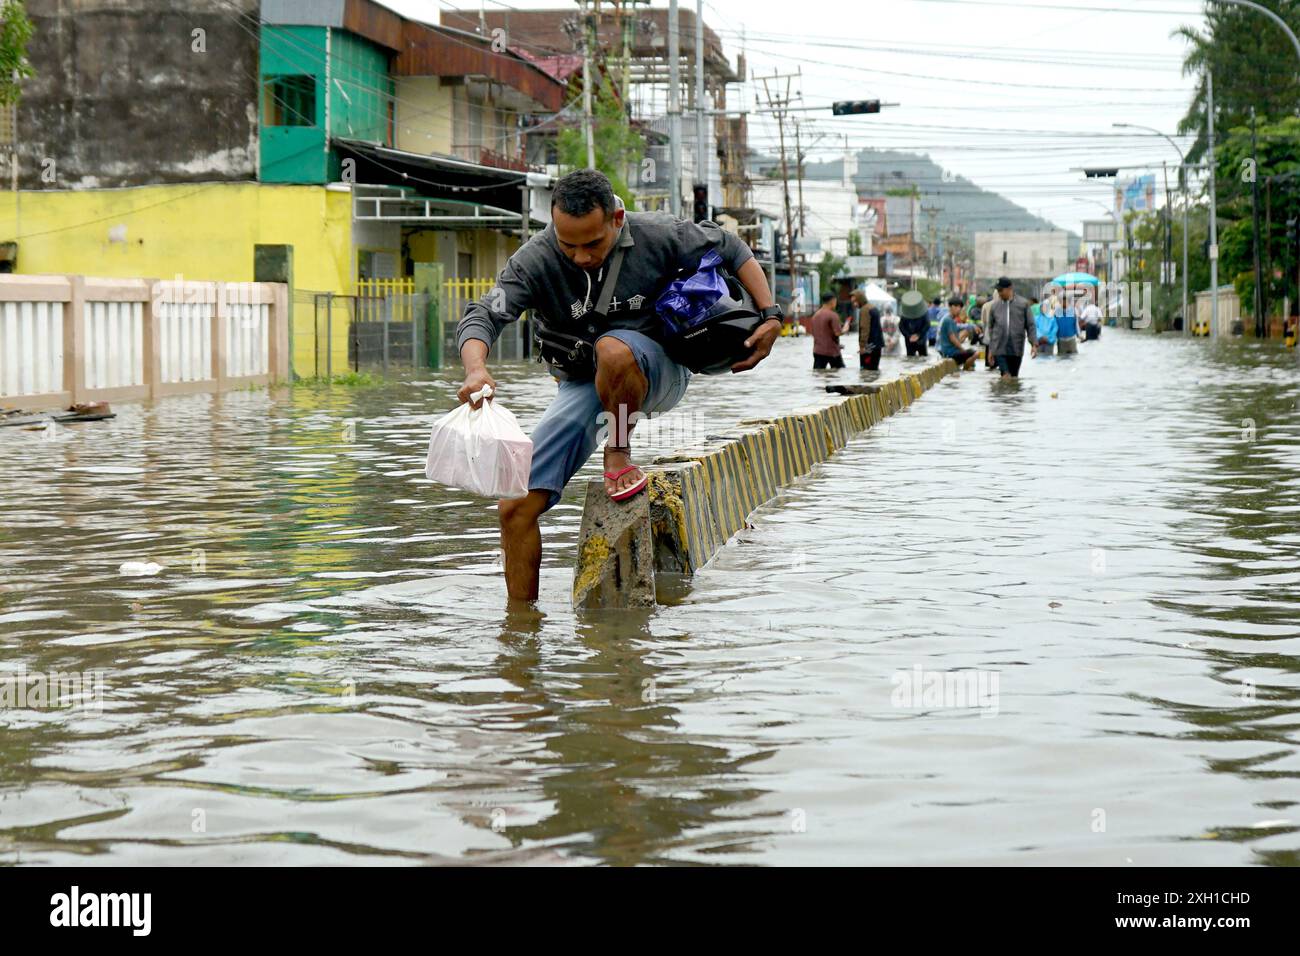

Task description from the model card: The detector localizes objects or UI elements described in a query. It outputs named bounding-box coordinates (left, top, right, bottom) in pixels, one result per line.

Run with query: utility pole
left=1250, top=106, right=1265, bottom=337
left=922, top=205, right=941, bottom=282
left=668, top=0, right=681, bottom=217
left=792, top=113, right=826, bottom=293
left=794, top=119, right=806, bottom=240
left=1207, top=69, right=1219, bottom=339
left=1115, top=123, right=1192, bottom=336
left=619, top=1, right=633, bottom=105
left=580, top=1, right=596, bottom=169
left=908, top=187, right=919, bottom=290
left=758, top=69, right=801, bottom=315
left=1160, top=160, right=1171, bottom=298
left=1179, top=159, right=1189, bottom=337
left=694, top=0, right=706, bottom=204
left=949, top=230, right=959, bottom=292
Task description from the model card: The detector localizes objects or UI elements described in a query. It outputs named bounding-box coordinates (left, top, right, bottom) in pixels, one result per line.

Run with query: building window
left=264, top=75, right=317, bottom=127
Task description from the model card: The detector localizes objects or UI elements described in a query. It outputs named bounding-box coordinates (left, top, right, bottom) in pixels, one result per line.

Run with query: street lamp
left=1113, top=123, right=1191, bottom=337
left=1073, top=198, right=1121, bottom=302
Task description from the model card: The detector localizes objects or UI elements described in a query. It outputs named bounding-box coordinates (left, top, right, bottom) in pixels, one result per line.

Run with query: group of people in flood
left=810, top=277, right=1104, bottom=379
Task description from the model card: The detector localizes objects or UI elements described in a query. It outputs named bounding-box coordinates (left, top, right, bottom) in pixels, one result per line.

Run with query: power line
left=712, top=27, right=1187, bottom=72
left=905, top=0, right=1200, bottom=14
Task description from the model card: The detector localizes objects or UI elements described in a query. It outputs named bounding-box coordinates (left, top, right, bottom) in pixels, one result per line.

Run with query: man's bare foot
left=602, top=445, right=645, bottom=498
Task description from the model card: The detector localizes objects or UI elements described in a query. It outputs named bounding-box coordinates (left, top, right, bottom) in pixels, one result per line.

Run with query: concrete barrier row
left=573, top=359, right=958, bottom=607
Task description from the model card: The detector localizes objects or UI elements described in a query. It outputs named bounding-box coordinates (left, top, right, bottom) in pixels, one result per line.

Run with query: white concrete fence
left=0, top=274, right=289, bottom=410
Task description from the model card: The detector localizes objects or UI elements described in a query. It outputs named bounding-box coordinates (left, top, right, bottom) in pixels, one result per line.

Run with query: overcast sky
left=391, top=0, right=1209, bottom=234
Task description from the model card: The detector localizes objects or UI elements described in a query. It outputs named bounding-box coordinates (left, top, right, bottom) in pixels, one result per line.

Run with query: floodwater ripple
left=1, top=330, right=1298, bottom=865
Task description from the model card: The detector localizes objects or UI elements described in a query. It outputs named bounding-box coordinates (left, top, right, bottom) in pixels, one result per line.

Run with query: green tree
left=847, top=229, right=862, bottom=257
left=1212, top=114, right=1300, bottom=318
left=816, top=254, right=846, bottom=292
left=915, top=277, right=943, bottom=302
left=1172, top=1, right=1300, bottom=166
left=0, top=0, right=35, bottom=107
left=1171, top=3, right=1300, bottom=326
left=1127, top=204, right=1212, bottom=330
left=558, top=73, right=644, bottom=210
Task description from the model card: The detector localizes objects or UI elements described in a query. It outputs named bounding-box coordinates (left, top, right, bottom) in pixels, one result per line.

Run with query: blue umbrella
left=1051, top=272, right=1100, bottom=286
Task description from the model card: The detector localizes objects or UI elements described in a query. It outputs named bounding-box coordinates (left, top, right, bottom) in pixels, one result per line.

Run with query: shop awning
left=334, top=140, right=553, bottom=228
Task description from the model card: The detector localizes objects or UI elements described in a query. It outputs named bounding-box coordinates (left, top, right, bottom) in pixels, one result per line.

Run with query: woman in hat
left=898, top=289, right=930, bottom=357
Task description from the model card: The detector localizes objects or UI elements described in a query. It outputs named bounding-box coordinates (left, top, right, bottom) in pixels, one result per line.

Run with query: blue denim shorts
left=529, top=329, right=691, bottom=511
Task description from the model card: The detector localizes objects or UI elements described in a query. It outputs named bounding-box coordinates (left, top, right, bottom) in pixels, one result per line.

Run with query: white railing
left=0, top=296, right=64, bottom=398
left=0, top=274, right=288, bottom=410
left=225, top=300, right=270, bottom=378
left=157, top=298, right=213, bottom=385
left=83, top=299, right=144, bottom=390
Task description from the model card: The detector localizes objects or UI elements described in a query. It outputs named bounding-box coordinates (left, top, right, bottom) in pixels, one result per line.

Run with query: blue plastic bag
left=655, top=250, right=728, bottom=335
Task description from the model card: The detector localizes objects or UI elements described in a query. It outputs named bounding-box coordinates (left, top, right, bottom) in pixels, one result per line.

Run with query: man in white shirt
left=1080, top=298, right=1103, bottom=341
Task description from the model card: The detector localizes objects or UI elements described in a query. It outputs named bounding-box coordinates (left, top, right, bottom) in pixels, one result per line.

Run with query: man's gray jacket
left=986, top=294, right=1037, bottom=357
left=456, top=212, right=755, bottom=356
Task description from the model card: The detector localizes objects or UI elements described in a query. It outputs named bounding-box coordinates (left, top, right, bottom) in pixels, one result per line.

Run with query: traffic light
left=1083, top=168, right=1119, bottom=178
left=692, top=183, right=708, bottom=223
left=832, top=100, right=881, bottom=116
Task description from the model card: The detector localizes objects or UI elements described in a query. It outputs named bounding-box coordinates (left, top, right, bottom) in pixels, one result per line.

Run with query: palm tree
left=1172, top=2, right=1300, bottom=165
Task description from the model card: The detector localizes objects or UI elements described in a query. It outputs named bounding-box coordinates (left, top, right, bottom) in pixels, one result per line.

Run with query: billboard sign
left=1116, top=175, right=1156, bottom=212
left=1083, top=219, right=1118, bottom=244
left=843, top=255, right=879, bottom=277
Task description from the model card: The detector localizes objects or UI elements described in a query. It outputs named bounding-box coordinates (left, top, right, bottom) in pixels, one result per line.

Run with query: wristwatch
left=758, top=305, right=784, bottom=323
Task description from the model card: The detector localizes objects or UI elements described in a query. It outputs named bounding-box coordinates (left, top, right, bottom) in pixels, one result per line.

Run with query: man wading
left=456, top=169, right=782, bottom=603
left=987, top=276, right=1037, bottom=378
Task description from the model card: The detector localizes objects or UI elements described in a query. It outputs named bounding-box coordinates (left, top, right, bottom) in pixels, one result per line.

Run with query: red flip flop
left=604, top=464, right=648, bottom=502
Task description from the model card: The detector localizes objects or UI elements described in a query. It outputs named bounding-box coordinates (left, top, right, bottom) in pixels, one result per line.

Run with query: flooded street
left=2, top=330, right=1299, bottom=866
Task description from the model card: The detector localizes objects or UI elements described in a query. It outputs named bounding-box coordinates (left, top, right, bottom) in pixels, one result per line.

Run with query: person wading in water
left=456, top=169, right=783, bottom=603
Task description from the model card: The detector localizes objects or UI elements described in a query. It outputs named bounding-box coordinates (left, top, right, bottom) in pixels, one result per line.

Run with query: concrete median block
left=572, top=479, right=656, bottom=609
left=646, top=462, right=724, bottom=575
left=573, top=362, right=960, bottom=605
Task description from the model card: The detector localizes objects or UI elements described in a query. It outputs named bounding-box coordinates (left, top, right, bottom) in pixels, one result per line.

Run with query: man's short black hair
left=948, top=296, right=965, bottom=307
left=552, top=168, right=617, bottom=218
left=932, top=297, right=942, bottom=305
left=820, top=292, right=836, bottom=305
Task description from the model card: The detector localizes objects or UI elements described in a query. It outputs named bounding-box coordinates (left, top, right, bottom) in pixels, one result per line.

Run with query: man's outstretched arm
left=456, top=259, right=532, bottom=406
left=731, top=258, right=782, bottom=373
left=458, top=339, right=495, bottom=408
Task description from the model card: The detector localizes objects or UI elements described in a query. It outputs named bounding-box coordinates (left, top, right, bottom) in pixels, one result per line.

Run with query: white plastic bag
left=425, top=385, right=533, bottom=499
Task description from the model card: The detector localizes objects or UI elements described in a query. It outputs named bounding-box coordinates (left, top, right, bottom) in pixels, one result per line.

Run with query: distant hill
left=750, top=149, right=1080, bottom=258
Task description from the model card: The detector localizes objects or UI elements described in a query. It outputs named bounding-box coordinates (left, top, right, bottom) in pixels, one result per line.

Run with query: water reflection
left=1, top=330, right=1297, bottom=864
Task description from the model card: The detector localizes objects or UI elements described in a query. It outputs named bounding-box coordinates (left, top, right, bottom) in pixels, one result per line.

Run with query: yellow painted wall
left=0, top=182, right=354, bottom=377
left=405, top=229, right=519, bottom=276
left=394, top=77, right=453, bottom=155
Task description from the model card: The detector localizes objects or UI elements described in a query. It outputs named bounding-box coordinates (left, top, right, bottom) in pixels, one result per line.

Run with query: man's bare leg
left=499, top=489, right=550, bottom=603
left=496, top=339, right=650, bottom=603
left=594, top=337, right=649, bottom=496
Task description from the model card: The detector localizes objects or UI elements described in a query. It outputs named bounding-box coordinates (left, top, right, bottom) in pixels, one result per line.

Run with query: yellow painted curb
left=574, top=360, right=962, bottom=606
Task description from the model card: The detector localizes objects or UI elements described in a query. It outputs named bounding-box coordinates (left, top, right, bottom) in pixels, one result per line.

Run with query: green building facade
left=259, top=26, right=394, bottom=183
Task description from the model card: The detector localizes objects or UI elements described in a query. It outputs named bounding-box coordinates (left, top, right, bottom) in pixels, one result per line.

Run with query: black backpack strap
left=593, top=231, right=627, bottom=317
